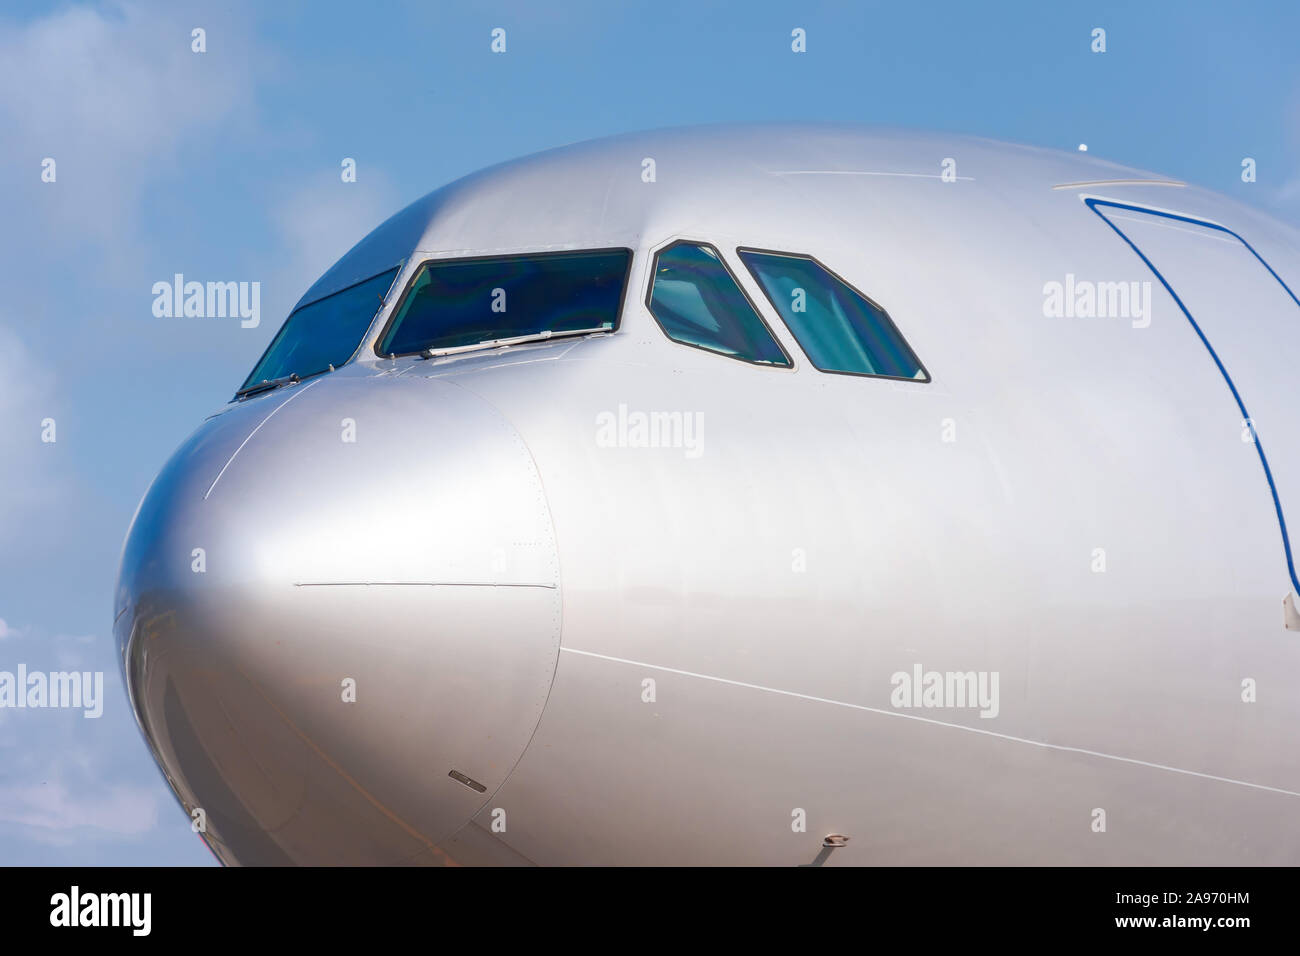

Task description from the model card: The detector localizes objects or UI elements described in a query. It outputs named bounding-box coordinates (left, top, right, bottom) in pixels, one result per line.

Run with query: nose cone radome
left=115, top=373, right=561, bottom=865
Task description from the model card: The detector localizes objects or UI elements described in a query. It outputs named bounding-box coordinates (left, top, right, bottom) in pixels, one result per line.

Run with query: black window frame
left=372, top=247, right=636, bottom=359
left=736, top=246, right=931, bottom=384
left=644, top=239, right=795, bottom=370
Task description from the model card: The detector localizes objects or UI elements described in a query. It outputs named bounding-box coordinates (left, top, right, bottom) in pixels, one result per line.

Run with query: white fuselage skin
left=115, top=125, right=1300, bottom=865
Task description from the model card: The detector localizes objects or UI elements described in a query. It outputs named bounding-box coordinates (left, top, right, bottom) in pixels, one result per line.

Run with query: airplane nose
left=114, top=373, right=562, bottom=865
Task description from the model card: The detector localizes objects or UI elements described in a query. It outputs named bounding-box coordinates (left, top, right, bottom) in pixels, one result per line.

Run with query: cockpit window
left=376, top=249, right=633, bottom=357
left=241, top=266, right=401, bottom=391
left=646, top=242, right=792, bottom=367
left=738, top=249, right=928, bottom=381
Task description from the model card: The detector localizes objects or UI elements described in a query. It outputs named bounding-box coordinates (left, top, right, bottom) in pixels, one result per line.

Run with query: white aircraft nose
left=114, top=374, right=562, bottom=865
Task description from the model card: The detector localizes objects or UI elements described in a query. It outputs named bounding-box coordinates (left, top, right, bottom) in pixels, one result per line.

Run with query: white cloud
left=0, top=324, right=65, bottom=540
left=0, top=781, right=158, bottom=836
left=0, top=623, right=165, bottom=847
left=0, top=619, right=16, bottom=640
left=0, top=2, right=259, bottom=252
left=272, top=170, right=402, bottom=300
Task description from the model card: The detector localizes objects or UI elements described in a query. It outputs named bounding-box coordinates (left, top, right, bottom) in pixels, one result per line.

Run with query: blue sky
left=0, top=0, right=1298, bottom=865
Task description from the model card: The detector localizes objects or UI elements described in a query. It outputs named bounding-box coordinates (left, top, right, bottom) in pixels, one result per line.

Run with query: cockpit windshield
left=376, top=249, right=632, bottom=357
left=240, top=266, right=401, bottom=395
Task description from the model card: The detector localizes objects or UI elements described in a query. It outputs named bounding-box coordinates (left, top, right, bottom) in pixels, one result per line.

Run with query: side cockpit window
left=377, top=249, right=632, bottom=357
left=738, top=249, right=928, bottom=381
left=241, top=265, right=401, bottom=394
left=646, top=241, right=792, bottom=367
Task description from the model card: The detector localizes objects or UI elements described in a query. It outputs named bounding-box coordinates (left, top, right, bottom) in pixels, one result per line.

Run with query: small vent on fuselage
left=448, top=769, right=487, bottom=793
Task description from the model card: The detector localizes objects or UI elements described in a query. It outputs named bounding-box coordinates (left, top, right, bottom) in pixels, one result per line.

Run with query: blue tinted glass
left=244, top=267, right=399, bottom=387
left=647, top=243, right=790, bottom=367
left=738, top=250, right=927, bottom=380
left=378, top=249, right=631, bottom=355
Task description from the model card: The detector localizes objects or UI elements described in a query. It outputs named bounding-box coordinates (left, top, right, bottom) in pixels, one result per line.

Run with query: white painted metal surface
left=116, top=124, right=1300, bottom=864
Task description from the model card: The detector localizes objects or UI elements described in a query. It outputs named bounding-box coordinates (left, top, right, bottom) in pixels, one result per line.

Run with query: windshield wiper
left=234, top=372, right=300, bottom=400
left=419, top=326, right=612, bottom=360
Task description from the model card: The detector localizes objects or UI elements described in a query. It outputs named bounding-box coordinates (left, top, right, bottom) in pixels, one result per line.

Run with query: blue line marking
left=1085, top=197, right=1300, bottom=596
